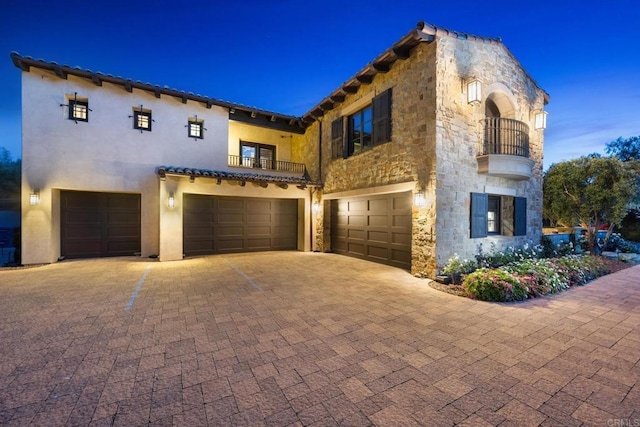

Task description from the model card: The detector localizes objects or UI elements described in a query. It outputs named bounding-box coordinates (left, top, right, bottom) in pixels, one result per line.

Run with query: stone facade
left=303, top=26, right=547, bottom=278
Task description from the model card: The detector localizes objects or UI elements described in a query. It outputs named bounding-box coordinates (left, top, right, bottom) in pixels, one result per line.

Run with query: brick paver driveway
left=1, top=252, right=639, bottom=426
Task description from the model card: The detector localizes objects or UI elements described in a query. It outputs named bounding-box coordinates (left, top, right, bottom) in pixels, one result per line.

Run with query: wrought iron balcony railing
left=482, top=117, right=530, bottom=158
left=228, top=155, right=307, bottom=174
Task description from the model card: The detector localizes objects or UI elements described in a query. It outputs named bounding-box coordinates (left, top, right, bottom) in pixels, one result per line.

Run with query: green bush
left=459, top=255, right=620, bottom=302
left=502, top=259, right=568, bottom=296
left=462, top=268, right=528, bottom=302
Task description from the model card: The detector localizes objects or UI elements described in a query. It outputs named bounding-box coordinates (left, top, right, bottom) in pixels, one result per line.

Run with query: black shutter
left=470, top=192, right=488, bottom=238
left=372, top=88, right=392, bottom=145
left=514, top=197, right=527, bottom=236
left=331, top=117, right=344, bottom=159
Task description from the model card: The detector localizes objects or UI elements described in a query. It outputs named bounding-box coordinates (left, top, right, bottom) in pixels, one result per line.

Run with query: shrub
left=502, top=259, right=568, bottom=296
left=462, top=268, right=528, bottom=302
left=475, top=242, right=543, bottom=269
left=441, top=254, right=478, bottom=283
left=604, top=233, right=639, bottom=254
left=540, top=235, right=575, bottom=258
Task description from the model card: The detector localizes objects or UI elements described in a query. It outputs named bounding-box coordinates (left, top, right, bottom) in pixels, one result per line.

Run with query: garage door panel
left=368, top=230, right=388, bottom=243
left=393, top=196, right=412, bottom=210
left=393, top=215, right=411, bottom=228
left=347, top=242, right=365, bottom=255
left=107, top=225, right=140, bottom=238
left=367, top=245, right=389, bottom=260
left=183, top=195, right=297, bottom=256
left=247, top=238, right=271, bottom=250
left=247, top=214, right=271, bottom=224
left=348, top=215, right=365, bottom=226
left=391, top=232, right=411, bottom=245
left=61, top=191, right=141, bottom=259
left=348, top=200, right=367, bottom=211
left=331, top=192, right=411, bottom=269
left=369, top=199, right=387, bottom=211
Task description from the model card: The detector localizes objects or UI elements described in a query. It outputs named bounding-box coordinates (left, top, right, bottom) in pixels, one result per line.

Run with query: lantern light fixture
left=29, top=190, right=40, bottom=206
left=466, top=78, right=482, bottom=105
left=534, top=110, right=548, bottom=130
left=414, top=191, right=427, bottom=208
left=168, top=192, right=175, bottom=209
left=312, top=201, right=321, bottom=213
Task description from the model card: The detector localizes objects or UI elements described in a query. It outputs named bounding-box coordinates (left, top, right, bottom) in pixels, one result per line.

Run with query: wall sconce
left=29, top=190, right=40, bottom=206
left=466, top=78, right=482, bottom=105
left=168, top=192, right=175, bottom=209
left=313, top=201, right=321, bottom=213
left=414, top=191, right=426, bottom=208
left=534, top=110, right=548, bottom=130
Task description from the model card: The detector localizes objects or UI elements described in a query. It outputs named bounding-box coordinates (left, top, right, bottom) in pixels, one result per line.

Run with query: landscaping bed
left=429, top=239, right=638, bottom=302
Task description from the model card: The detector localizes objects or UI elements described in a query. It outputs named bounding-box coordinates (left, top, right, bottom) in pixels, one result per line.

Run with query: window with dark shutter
left=372, top=88, right=392, bottom=145
left=331, top=117, right=344, bottom=159
left=470, top=192, right=488, bottom=238
left=514, top=197, right=527, bottom=236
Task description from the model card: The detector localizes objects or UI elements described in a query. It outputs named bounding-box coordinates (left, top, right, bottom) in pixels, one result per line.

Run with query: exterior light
left=414, top=191, right=426, bottom=207
left=29, top=190, right=40, bottom=206
left=313, top=201, right=321, bottom=213
left=466, top=78, right=482, bottom=105
left=534, top=110, right=548, bottom=130
left=168, top=192, right=175, bottom=208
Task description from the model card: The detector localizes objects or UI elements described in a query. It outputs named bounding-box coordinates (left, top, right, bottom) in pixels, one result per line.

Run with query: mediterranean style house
left=12, top=21, right=548, bottom=278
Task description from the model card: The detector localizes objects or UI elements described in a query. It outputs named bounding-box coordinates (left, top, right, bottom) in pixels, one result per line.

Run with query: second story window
left=348, top=106, right=373, bottom=154
left=187, top=118, right=204, bottom=139
left=134, top=111, right=151, bottom=131
left=240, top=141, right=275, bottom=169
left=332, top=88, right=392, bottom=159
left=69, top=99, right=89, bottom=122
left=131, top=106, right=152, bottom=132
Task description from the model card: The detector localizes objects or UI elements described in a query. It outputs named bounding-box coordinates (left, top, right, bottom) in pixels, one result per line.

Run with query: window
left=470, top=193, right=527, bottom=238
left=188, top=120, right=203, bottom=139
left=133, top=109, right=152, bottom=131
left=240, top=141, right=276, bottom=169
left=348, top=105, right=373, bottom=154
left=487, top=196, right=501, bottom=234
left=69, top=99, right=88, bottom=122
left=334, top=88, right=392, bottom=159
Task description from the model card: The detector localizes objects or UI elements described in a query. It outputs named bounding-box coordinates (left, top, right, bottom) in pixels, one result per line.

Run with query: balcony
left=228, top=155, right=307, bottom=175
left=477, top=117, right=534, bottom=181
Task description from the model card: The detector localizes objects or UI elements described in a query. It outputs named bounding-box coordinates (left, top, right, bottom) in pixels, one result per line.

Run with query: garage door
left=331, top=192, right=412, bottom=269
left=183, top=194, right=298, bottom=256
left=61, top=191, right=141, bottom=259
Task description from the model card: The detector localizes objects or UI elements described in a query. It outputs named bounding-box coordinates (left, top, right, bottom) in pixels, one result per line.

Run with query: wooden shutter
left=514, top=197, right=527, bottom=236
left=470, top=192, right=488, bottom=238
left=372, top=88, right=392, bottom=145
left=331, top=117, right=344, bottom=159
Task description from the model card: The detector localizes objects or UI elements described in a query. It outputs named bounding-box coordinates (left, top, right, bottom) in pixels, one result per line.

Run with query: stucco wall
left=433, top=36, right=546, bottom=272
left=21, top=69, right=224, bottom=263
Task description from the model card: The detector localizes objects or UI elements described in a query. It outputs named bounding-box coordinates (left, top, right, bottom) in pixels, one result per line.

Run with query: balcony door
left=240, top=141, right=276, bottom=170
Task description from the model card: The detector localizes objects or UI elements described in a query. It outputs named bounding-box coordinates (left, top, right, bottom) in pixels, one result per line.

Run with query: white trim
left=323, top=181, right=417, bottom=200
left=484, top=185, right=517, bottom=196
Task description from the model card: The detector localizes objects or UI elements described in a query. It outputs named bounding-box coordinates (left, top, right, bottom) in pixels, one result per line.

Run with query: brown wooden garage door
left=183, top=194, right=298, bottom=256
left=331, top=192, right=412, bottom=269
left=61, top=191, right=141, bottom=259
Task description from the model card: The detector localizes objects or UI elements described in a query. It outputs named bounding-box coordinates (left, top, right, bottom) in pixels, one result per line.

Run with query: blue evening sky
left=1, top=0, right=638, bottom=168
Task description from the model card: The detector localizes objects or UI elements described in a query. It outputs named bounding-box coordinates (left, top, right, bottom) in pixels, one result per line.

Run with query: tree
left=543, top=155, right=637, bottom=254
left=0, top=147, right=21, bottom=199
left=605, top=135, right=640, bottom=161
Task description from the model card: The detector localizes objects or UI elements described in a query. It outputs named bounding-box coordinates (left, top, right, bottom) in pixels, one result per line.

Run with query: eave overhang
left=157, top=166, right=321, bottom=188
left=10, top=52, right=307, bottom=134
left=301, top=23, right=435, bottom=124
